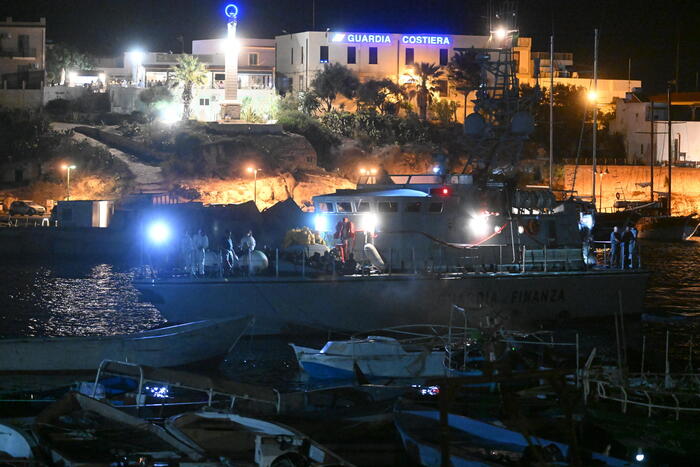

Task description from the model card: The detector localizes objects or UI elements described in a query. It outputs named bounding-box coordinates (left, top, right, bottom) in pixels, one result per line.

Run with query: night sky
left=2, top=0, right=698, bottom=93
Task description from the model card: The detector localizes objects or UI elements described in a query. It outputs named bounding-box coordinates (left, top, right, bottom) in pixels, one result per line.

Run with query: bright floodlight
left=147, top=221, right=171, bottom=245
left=494, top=27, right=507, bottom=40
left=129, top=50, right=145, bottom=64
left=61, top=164, right=76, bottom=170
left=359, top=168, right=367, bottom=175
left=587, top=90, right=598, bottom=103
left=360, top=213, right=379, bottom=233
left=314, top=214, right=329, bottom=233
left=432, top=165, right=440, bottom=174
left=468, top=213, right=490, bottom=237
left=370, top=168, right=377, bottom=175
left=635, top=448, right=644, bottom=462
left=247, top=166, right=255, bottom=173
left=159, top=102, right=180, bottom=124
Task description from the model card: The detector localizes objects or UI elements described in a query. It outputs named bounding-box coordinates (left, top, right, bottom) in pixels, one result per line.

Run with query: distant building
left=0, top=17, right=46, bottom=108
left=611, top=91, right=700, bottom=165
left=275, top=31, right=639, bottom=122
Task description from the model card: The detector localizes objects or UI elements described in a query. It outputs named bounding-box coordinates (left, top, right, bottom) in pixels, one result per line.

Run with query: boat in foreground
left=0, top=315, right=254, bottom=372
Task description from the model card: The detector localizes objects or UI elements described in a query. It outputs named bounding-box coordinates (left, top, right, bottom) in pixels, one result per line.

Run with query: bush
left=277, top=110, right=339, bottom=168
left=45, top=98, right=71, bottom=117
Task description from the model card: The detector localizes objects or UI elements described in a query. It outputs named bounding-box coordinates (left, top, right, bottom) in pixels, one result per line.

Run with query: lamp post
left=247, top=167, right=260, bottom=205
left=597, top=167, right=609, bottom=212
left=61, top=164, right=76, bottom=200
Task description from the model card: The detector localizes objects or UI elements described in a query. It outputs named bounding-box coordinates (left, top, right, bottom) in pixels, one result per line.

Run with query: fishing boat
left=34, top=392, right=204, bottom=465
left=0, top=315, right=253, bottom=372
left=395, top=408, right=633, bottom=466
left=165, top=410, right=352, bottom=466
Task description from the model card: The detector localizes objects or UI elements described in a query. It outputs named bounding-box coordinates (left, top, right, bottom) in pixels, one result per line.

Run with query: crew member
left=628, top=225, right=639, bottom=269
left=192, top=228, right=209, bottom=276
left=223, top=230, right=238, bottom=273
left=240, top=230, right=256, bottom=253
left=334, top=216, right=355, bottom=262
left=621, top=226, right=634, bottom=269
left=609, top=226, right=621, bottom=269
left=180, top=229, right=194, bottom=275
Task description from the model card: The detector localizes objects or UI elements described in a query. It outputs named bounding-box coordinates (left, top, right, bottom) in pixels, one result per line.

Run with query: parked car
left=9, top=200, right=46, bottom=216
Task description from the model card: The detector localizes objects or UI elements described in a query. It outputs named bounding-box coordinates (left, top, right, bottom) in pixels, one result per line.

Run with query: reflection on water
left=642, top=238, right=700, bottom=315
left=0, top=240, right=698, bottom=338
left=0, top=261, right=164, bottom=337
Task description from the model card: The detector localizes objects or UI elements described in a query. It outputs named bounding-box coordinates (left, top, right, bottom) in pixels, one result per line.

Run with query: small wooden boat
left=34, top=392, right=203, bottom=465
left=0, top=315, right=254, bottom=372
left=395, top=409, right=633, bottom=466
left=636, top=214, right=699, bottom=241
left=165, top=410, right=352, bottom=465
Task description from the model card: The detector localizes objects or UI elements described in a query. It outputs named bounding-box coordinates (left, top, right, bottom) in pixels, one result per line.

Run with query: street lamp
left=596, top=167, right=609, bottom=211
left=61, top=164, right=76, bottom=200
left=247, top=166, right=260, bottom=205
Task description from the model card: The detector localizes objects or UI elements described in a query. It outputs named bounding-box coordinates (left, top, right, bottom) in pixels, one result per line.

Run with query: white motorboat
left=0, top=315, right=253, bottom=372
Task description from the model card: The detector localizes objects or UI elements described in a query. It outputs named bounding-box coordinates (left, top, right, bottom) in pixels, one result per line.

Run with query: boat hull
left=636, top=215, right=698, bottom=241
left=0, top=316, right=253, bottom=372
left=135, top=270, right=649, bottom=336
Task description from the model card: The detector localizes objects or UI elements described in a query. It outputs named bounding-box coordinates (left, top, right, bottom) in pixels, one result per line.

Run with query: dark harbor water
left=1, top=240, right=700, bottom=338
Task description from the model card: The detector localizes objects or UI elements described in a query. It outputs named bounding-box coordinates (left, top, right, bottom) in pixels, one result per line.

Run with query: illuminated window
left=199, top=98, right=210, bottom=106
left=439, top=48, right=448, bottom=66
left=347, top=46, right=356, bottom=64
left=318, top=202, right=334, bottom=212
left=405, top=48, right=414, bottom=65
left=428, top=202, right=443, bottom=213
left=369, top=47, right=378, bottom=64
left=356, top=201, right=370, bottom=212
left=405, top=201, right=422, bottom=212
left=378, top=201, right=398, bottom=212
left=320, top=46, right=329, bottom=63
left=249, top=53, right=258, bottom=66
left=337, top=202, right=352, bottom=212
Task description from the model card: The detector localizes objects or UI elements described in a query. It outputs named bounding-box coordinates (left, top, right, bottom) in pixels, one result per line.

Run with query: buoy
left=240, top=250, right=269, bottom=272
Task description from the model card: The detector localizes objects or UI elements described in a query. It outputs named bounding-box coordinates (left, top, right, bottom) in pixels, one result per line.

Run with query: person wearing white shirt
left=192, top=228, right=209, bottom=276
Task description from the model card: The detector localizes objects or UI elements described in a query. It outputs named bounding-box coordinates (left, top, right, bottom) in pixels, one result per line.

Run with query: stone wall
left=563, top=164, right=700, bottom=215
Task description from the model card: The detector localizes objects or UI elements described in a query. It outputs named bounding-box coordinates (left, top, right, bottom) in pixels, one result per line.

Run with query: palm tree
left=447, top=49, right=482, bottom=121
left=171, top=55, right=208, bottom=120
left=407, top=62, right=443, bottom=120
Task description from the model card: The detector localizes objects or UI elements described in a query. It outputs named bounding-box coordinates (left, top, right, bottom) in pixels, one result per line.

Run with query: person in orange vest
left=334, top=216, right=355, bottom=262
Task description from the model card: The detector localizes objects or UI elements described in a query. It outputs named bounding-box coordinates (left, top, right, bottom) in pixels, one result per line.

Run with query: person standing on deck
left=240, top=230, right=256, bottom=253
left=180, top=229, right=194, bottom=275
left=609, top=226, right=621, bottom=268
left=192, top=228, right=209, bottom=276
left=628, top=225, right=639, bottom=268
left=621, top=226, right=634, bottom=269
left=223, top=230, right=238, bottom=274
left=334, top=217, right=355, bottom=262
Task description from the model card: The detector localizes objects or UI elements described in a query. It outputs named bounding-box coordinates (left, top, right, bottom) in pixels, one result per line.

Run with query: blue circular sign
left=224, top=4, right=238, bottom=19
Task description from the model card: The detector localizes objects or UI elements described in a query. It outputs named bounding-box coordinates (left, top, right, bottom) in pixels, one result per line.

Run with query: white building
left=0, top=17, right=46, bottom=108
left=611, top=92, right=700, bottom=165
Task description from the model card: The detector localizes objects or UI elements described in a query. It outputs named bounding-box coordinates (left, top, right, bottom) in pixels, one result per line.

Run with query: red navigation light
left=429, top=187, right=452, bottom=197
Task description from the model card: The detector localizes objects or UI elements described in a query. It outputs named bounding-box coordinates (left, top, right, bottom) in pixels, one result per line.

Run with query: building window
left=439, top=48, right=448, bottom=66
left=356, top=200, right=370, bottom=212
left=405, top=48, right=414, bottom=65
left=291, top=48, right=294, bottom=64
left=301, top=47, right=304, bottom=64
left=248, top=53, right=258, bottom=66
left=437, top=80, right=448, bottom=97
left=199, top=98, right=210, bottom=106
left=320, top=45, right=329, bottom=63
left=347, top=46, right=356, bottom=64
left=369, top=47, right=378, bottom=65
left=214, top=73, right=225, bottom=81
left=298, top=75, right=304, bottom=90
left=405, top=201, right=422, bottom=212
left=337, top=202, right=352, bottom=212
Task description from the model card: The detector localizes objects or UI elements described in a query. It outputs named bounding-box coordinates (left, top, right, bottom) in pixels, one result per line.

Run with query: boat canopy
left=315, top=189, right=430, bottom=200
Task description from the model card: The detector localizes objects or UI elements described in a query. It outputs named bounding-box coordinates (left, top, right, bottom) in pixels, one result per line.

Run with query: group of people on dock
left=609, top=225, right=639, bottom=269
left=179, top=228, right=256, bottom=276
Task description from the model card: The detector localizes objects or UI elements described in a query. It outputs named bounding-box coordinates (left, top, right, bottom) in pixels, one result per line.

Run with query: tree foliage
left=447, top=49, right=481, bottom=120
left=310, top=63, right=359, bottom=112
left=356, top=78, right=406, bottom=115
left=406, top=62, right=444, bottom=120
left=171, top=55, right=208, bottom=120
left=46, top=44, right=95, bottom=85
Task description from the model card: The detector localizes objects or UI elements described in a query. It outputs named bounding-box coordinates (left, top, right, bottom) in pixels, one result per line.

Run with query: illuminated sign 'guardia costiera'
left=332, top=33, right=451, bottom=45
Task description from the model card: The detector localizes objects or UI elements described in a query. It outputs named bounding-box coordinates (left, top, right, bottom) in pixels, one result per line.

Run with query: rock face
left=198, top=132, right=318, bottom=173
left=178, top=170, right=355, bottom=211
left=562, top=165, right=700, bottom=216
left=333, top=140, right=438, bottom=180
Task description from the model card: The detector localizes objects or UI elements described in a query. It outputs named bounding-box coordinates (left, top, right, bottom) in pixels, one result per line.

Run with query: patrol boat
left=133, top=173, right=648, bottom=336
left=134, top=20, right=648, bottom=335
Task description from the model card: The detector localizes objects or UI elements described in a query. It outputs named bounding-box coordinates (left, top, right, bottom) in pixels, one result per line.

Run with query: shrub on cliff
left=277, top=110, right=338, bottom=169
